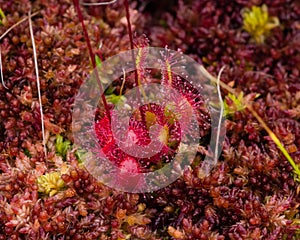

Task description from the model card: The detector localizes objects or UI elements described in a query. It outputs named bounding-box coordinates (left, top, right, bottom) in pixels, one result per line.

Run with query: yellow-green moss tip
left=223, top=92, right=246, bottom=117
left=241, top=4, right=279, bottom=44
left=37, top=172, right=65, bottom=196
left=0, top=8, right=5, bottom=25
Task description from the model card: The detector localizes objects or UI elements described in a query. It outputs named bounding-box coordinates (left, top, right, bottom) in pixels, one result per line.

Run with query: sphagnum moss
left=37, top=172, right=65, bottom=197
left=0, top=0, right=300, bottom=239
left=241, top=4, right=280, bottom=44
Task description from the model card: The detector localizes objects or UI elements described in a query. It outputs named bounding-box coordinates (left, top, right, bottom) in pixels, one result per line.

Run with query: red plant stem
left=124, top=0, right=134, bottom=51
left=124, top=0, right=147, bottom=124
left=73, top=0, right=111, bottom=121
left=124, top=0, right=140, bottom=90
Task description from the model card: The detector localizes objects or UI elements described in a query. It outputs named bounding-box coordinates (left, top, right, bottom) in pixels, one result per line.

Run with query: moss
left=55, top=135, right=71, bottom=159
left=241, top=4, right=279, bottom=44
left=0, top=8, right=5, bottom=25
left=37, top=172, right=65, bottom=197
left=223, top=92, right=247, bottom=117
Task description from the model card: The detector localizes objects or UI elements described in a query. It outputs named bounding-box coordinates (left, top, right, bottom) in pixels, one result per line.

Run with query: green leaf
left=95, top=55, right=102, bottom=68
left=106, top=94, right=126, bottom=105
left=75, top=149, right=87, bottom=164
left=55, top=135, right=71, bottom=159
left=24, top=148, right=31, bottom=157
left=104, top=86, right=116, bottom=95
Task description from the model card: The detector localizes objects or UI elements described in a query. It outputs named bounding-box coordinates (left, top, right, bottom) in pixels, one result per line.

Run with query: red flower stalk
left=73, top=0, right=111, bottom=121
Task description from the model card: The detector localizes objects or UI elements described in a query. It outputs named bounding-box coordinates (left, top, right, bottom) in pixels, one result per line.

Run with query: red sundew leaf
left=94, top=103, right=181, bottom=173
left=160, top=50, right=181, bottom=87
left=95, top=115, right=113, bottom=147
left=171, top=76, right=205, bottom=111
left=119, top=156, right=140, bottom=173
left=128, top=118, right=151, bottom=146
left=133, top=34, right=150, bottom=49
left=101, top=141, right=126, bottom=166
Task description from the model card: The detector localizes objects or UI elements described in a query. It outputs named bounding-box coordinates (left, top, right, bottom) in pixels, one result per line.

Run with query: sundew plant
left=0, top=0, right=300, bottom=239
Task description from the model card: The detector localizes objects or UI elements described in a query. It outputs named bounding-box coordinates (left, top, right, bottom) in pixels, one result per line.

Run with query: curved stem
left=0, top=11, right=39, bottom=41
left=28, top=10, right=47, bottom=161
left=200, top=65, right=300, bottom=179
left=214, top=66, right=225, bottom=165
left=124, top=0, right=139, bottom=90
left=0, top=45, right=8, bottom=89
left=73, top=0, right=111, bottom=120
left=80, top=0, right=117, bottom=6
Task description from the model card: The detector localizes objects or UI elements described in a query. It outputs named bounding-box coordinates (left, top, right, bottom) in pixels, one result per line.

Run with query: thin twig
left=247, top=104, right=300, bottom=178
left=214, top=66, right=226, bottom=165
left=199, top=65, right=300, bottom=179
left=80, top=0, right=118, bottom=6
left=199, top=65, right=236, bottom=94
left=0, top=45, right=8, bottom=89
left=28, top=10, right=47, bottom=161
left=0, top=11, right=39, bottom=90
left=0, top=11, right=39, bottom=41
left=120, top=68, right=126, bottom=96
left=98, top=40, right=103, bottom=49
